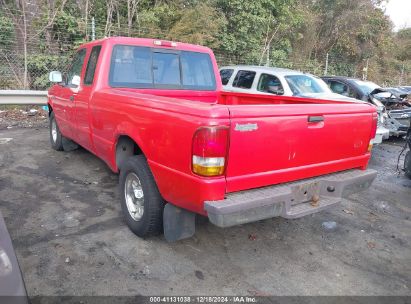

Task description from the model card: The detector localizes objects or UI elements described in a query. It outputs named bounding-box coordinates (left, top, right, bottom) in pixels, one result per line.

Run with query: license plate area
left=290, top=181, right=321, bottom=205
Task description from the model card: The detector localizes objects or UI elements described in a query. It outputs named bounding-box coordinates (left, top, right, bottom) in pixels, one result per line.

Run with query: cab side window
left=84, top=46, right=101, bottom=85
left=257, top=74, right=284, bottom=95
left=328, top=80, right=356, bottom=98
left=232, top=70, right=256, bottom=89
left=66, top=49, right=86, bottom=87
left=220, top=69, right=234, bottom=85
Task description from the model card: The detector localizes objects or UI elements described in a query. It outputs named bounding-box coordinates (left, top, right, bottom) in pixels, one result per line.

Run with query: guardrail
left=0, top=90, right=48, bottom=105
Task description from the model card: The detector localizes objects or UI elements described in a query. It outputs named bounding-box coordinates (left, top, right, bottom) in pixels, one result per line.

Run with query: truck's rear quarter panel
left=90, top=89, right=229, bottom=214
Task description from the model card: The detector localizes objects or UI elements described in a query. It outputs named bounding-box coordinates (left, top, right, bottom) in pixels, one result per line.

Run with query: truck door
left=59, top=48, right=87, bottom=139
left=74, top=45, right=102, bottom=152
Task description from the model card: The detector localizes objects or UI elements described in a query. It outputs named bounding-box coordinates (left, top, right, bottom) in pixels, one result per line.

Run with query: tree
left=167, top=3, right=226, bottom=48
left=0, top=0, right=409, bottom=89
left=215, top=0, right=299, bottom=65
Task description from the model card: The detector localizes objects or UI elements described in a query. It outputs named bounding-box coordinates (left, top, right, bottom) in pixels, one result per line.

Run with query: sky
left=384, top=0, right=411, bottom=31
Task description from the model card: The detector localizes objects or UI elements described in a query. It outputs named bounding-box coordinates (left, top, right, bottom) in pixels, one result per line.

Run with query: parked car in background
left=220, top=65, right=356, bottom=100
left=384, top=87, right=411, bottom=100
left=399, top=86, right=411, bottom=94
left=220, top=66, right=389, bottom=143
left=322, top=76, right=411, bottom=136
left=397, top=86, right=411, bottom=94
left=371, top=87, right=411, bottom=129
left=47, top=38, right=378, bottom=241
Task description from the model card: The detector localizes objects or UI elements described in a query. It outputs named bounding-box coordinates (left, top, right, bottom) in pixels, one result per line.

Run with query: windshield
left=109, top=45, right=216, bottom=90
left=351, top=79, right=395, bottom=103
left=350, top=79, right=380, bottom=95
left=284, top=74, right=331, bottom=95
left=350, top=79, right=387, bottom=108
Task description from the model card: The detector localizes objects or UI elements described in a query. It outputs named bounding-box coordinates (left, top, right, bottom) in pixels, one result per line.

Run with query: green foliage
left=1, top=0, right=410, bottom=88
left=395, top=28, right=411, bottom=62
left=216, top=0, right=299, bottom=61
left=52, top=9, right=85, bottom=49
left=0, top=13, right=15, bottom=48
left=166, top=3, right=227, bottom=48
left=27, top=54, right=70, bottom=90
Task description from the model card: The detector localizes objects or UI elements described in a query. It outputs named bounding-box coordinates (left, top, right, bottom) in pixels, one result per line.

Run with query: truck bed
left=88, top=86, right=376, bottom=214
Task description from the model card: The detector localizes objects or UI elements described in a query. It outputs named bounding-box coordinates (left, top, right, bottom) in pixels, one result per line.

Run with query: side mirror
left=49, top=71, right=62, bottom=83
left=71, top=75, right=81, bottom=87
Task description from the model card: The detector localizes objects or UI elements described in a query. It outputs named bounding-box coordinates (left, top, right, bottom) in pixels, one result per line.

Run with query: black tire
left=405, top=151, right=411, bottom=179
left=119, top=155, right=164, bottom=238
left=49, top=111, right=63, bottom=151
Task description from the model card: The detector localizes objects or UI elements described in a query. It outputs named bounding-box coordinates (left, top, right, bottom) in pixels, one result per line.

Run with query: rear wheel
left=405, top=151, right=411, bottom=179
left=119, top=155, right=164, bottom=237
left=49, top=112, right=63, bottom=151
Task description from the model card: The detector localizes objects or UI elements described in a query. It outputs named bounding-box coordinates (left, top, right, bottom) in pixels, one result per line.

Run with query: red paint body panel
left=48, top=37, right=376, bottom=215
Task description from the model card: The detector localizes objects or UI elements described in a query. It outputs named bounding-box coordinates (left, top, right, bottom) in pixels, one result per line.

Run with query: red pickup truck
left=47, top=37, right=378, bottom=241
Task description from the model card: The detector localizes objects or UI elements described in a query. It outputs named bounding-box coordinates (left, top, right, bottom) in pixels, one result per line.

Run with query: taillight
left=192, top=126, right=229, bottom=177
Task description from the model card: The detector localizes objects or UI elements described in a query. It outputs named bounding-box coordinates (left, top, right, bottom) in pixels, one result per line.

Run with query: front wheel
left=119, top=155, right=164, bottom=238
left=404, top=151, right=411, bottom=179
left=49, top=112, right=63, bottom=151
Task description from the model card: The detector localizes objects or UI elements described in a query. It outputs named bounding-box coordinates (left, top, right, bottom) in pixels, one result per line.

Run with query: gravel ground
left=0, top=126, right=410, bottom=297
left=0, top=106, right=49, bottom=130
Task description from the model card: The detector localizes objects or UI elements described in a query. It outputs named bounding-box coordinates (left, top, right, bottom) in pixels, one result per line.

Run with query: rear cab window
left=84, top=45, right=102, bottom=85
left=109, top=45, right=216, bottom=90
left=220, top=69, right=234, bottom=85
left=232, top=70, right=256, bottom=89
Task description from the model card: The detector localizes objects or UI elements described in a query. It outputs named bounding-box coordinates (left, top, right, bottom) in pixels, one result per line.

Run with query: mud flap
left=62, top=137, right=79, bottom=152
left=163, top=203, right=195, bottom=242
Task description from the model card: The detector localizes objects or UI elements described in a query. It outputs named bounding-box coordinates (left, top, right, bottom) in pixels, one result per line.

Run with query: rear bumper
left=204, top=169, right=377, bottom=228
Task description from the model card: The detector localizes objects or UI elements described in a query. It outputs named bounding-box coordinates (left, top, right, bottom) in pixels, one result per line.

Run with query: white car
left=219, top=65, right=390, bottom=144
left=220, top=65, right=355, bottom=100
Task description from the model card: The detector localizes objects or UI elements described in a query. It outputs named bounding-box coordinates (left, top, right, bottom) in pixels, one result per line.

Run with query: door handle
left=308, top=116, right=324, bottom=123
left=69, top=95, right=74, bottom=102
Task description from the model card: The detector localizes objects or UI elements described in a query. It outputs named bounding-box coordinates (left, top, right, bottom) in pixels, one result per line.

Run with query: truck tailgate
left=226, top=103, right=376, bottom=193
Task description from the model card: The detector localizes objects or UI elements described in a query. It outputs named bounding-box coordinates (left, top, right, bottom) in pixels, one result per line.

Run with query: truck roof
left=77, top=36, right=213, bottom=54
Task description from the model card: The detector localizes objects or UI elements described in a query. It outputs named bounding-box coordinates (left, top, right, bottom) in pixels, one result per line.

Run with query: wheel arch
left=115, top=135, right=145, bottom=171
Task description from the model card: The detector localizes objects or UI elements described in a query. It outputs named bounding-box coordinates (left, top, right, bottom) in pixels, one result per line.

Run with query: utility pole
left=324, top=53, right=329, bottom=76
left=362, top=59, right=369, bottom=81
left=365, top=59, right=369, bottom=80
left=91, top=17, right=95, bottom=41
left=85, top=0, right=89, bottom=40
left=22, top=1, right=28, bottom=89
left=399, top=64, right=405, bottom=86
left=265, top=44, right=270, bottom=67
